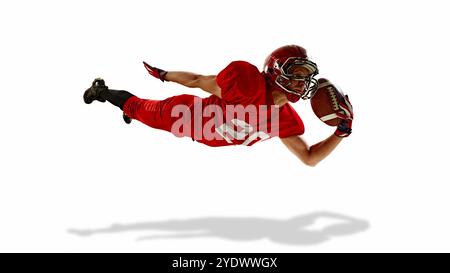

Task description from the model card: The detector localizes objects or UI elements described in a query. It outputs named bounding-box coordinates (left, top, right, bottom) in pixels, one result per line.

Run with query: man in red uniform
left=83, top=45, right=353, bottom=166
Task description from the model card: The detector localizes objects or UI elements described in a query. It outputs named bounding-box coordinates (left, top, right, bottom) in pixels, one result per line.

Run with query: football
left=310, top=78, right=344, bottom=126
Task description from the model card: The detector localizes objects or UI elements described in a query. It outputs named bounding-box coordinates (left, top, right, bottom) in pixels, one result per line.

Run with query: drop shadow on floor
left=68, top=211, right=369, bottom=246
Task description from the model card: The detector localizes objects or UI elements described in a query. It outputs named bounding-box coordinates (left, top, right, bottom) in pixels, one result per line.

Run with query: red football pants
left=122, top=94, right=197, bottom=137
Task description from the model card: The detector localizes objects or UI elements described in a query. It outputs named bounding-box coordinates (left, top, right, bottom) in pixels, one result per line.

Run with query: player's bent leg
left=84, top=79, right=196, bottom=133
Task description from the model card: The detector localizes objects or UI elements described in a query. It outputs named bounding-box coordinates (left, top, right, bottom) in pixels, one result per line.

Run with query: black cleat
left=123, top=113, right=132, bottom=124
left=83, top=78, right=108, bottom=104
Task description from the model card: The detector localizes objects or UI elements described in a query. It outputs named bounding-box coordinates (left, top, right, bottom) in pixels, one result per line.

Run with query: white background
left=1, top=0, right=449, bottom=252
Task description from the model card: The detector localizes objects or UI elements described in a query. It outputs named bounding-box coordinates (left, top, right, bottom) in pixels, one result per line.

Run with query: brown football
left=310, top=78, right=344, bottom=126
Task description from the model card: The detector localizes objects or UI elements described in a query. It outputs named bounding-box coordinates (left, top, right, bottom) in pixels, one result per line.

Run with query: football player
left=83, top=45, right=353, bottom=166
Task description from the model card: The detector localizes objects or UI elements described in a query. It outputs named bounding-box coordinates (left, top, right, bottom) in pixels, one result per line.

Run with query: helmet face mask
left=264, top=45, right=319, bottom=102
left=276, top=57, right=319, bottom=100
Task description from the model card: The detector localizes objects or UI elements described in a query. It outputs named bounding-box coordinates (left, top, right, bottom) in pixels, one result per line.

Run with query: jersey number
left=215, top=119, right=270, bottom=146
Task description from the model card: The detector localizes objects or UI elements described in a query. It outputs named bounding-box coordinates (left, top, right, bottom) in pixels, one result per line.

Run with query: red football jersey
left=188, top=61, right=305, bottom=147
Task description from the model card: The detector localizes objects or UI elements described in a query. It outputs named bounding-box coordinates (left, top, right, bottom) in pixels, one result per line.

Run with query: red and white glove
left=334, top=94, right=353, bottom=138
left=143, top=61, right=168, bottom=82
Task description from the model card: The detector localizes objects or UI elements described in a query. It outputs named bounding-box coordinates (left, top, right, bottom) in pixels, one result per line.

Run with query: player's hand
left=335, top=94, right=353, bottom=121
left=334, top=94, right=353, bottom=137
left=143, top=61, right=168, bottom=82
left=335, top=119, right=352, bottom=137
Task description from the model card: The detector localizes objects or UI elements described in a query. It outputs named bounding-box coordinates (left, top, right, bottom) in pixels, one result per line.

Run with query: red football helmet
left=263, top=45, right=319, bottom=102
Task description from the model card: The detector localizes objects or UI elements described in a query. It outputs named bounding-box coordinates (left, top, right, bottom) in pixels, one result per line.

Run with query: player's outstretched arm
left=143, top=61, right=221, bottom=97
left=166, top=72, right=222, bottom=98
left=280, top=134, right=343, bottom=167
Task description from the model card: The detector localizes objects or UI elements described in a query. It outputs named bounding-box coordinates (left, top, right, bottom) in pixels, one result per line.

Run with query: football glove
left=334, top=94, right=353, bottom=138
left=143, top=61, right=168, bottom=82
